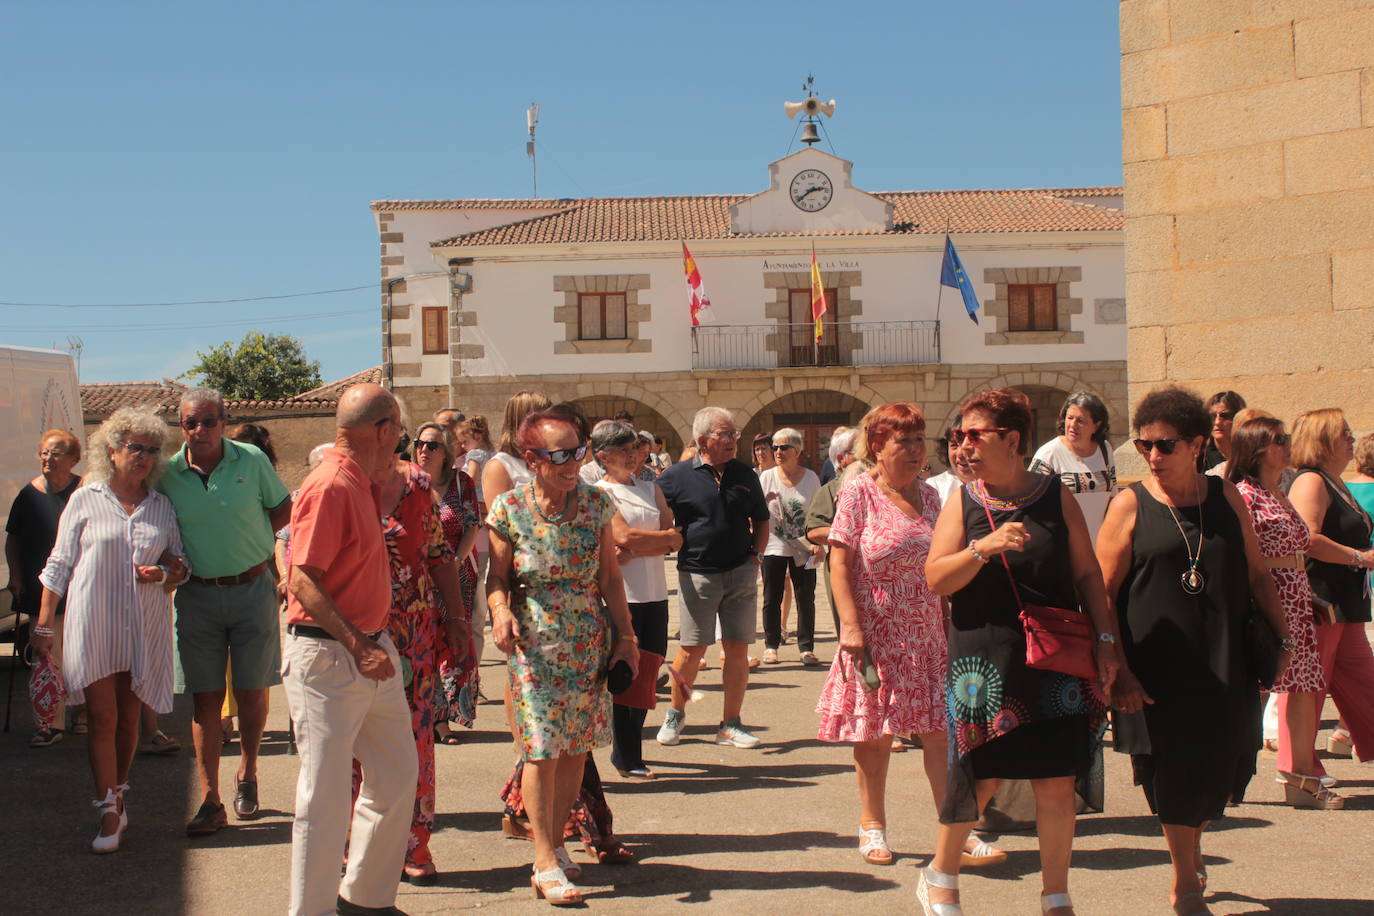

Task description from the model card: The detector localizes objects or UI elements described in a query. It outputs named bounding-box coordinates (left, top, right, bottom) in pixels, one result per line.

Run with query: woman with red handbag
left=1097, top=387, right=1290, bottom=916
left=924, top=388, right=1125, bottom=916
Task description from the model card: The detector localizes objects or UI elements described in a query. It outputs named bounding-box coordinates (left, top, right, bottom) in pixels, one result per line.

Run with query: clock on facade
left=789, top=168, right=833, bottom=212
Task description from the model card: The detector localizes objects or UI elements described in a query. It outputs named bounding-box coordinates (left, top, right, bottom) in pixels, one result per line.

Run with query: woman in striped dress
left=31, top=407, right=189, bottom=854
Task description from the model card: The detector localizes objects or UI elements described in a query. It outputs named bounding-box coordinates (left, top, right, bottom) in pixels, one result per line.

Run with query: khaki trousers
left=283, top=631, right=418, bottom=916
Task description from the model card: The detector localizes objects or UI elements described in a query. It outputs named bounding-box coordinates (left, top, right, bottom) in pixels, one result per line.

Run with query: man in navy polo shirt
left=656, top=406, right=770, bottom=749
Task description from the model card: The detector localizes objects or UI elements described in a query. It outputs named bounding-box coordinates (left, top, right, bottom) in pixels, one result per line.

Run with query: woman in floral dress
left=412, top=422, right=482, bottom=741
left=359, top=451, right=469, bottom=884
left=817, top=402, right=962, bottom=867
left=488, top=408, right=638, bottom=906
left=1227, top=417, right=1340, bottom=808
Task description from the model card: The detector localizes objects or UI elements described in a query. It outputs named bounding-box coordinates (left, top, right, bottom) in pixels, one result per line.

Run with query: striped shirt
left=39, top=483, right=184, bottom=712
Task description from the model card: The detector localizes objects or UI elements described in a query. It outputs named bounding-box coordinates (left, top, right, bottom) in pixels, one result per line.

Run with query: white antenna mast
left=526, top=103, right=540, bottom=197
left=65, top=335, right=84, bottom=379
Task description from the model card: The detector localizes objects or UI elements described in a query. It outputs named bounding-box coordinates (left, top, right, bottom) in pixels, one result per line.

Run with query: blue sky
left=1, top=1, right=1122, bottom=385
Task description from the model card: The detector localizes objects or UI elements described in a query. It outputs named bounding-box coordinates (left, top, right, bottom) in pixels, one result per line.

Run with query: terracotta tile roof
left=371, top=199, right=571, bottom=212
left=420, top=187, right=1122, bottom=248
left=80, top=366, right=383, bottom=421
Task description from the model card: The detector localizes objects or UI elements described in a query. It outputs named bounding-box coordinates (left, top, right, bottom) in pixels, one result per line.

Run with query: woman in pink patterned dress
left=818, top=402, right=1003, bottom=868
left=1227, top=417, right=1342, bottom=809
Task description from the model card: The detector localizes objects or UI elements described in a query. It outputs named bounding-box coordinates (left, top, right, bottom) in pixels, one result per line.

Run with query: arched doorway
left=740, top=389, right=873, bottom=472
left=570, top=396, right=683, bottom=458
left=1018, top=385, right=1071, bottom=455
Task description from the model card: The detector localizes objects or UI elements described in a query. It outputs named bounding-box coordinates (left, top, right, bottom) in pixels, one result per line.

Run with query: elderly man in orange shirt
left=283, top=383, right=418, bottom=916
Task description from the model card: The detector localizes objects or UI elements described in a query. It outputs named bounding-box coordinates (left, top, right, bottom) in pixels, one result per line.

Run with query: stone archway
left=940, top=370, right=1116, bottom=453
left=739, top=388, right=875, bottom=472
left=569, top=395, right=683, bottom=457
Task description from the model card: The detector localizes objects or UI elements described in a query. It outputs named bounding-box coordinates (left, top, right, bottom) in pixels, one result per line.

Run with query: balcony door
left=787, top=289, right=839, bottom=367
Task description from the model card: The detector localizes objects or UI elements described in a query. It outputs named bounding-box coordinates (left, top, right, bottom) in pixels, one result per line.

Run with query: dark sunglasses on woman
left=949, top=427, right=1008, bottom=446
left=414, top=440, right=445, bottom=452
left=530, top=442, right=589, bottom=465
left=1133, top=437, right=1184, bottom=455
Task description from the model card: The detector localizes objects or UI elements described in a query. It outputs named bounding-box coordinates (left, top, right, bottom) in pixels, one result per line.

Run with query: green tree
left=184, top=331, right=323, bottom=400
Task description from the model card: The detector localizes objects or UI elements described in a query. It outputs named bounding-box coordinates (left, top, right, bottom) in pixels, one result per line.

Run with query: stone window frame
left=552, top=275, right=652, bottom=355
left=982, top=267, right=1084, bottom=345
left=576, top=292, right=629, bottom=341
left=763, top=270, right=863, bottom=366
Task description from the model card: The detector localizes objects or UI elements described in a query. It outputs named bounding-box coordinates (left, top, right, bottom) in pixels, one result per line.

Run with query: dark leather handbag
left=982, top=501, right=1098, bottom=681
left=1244, top=605, right=1282, bottom=689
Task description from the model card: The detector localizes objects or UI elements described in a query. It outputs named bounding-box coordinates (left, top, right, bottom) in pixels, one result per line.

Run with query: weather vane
left=784, top=73, right=836, bottom=146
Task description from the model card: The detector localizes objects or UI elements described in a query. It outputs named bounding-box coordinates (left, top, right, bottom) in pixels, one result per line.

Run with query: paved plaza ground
left=2, top=582, right=1373, bottom=915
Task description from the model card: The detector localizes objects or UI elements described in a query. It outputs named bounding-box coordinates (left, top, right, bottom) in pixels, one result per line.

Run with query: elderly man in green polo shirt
left=159, top=387, right=292, bottom=837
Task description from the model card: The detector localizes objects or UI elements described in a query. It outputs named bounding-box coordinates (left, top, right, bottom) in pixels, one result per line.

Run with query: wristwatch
left=1097, top=632, right=1116, bottom=645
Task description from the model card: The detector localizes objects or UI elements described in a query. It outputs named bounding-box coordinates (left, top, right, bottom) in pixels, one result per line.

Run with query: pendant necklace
left=530, top=483, right=573, bottom=524
left=1161, top=477, right=1205, bottom=595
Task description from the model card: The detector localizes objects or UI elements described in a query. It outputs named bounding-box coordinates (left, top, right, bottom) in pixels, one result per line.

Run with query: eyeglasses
left=180, top=417, right=221, bottom=431
left=122, top=442, right=159, bottom=456
left=708, top=430, right=740, bottom=441
left=949, top=427, right=1008, bottom=446
left=39, top=449, right=70, bottom=459
left=530, top=442, right=589, bottom=465
left=1133, top=437, right=1185, bottom=456
left=1211, top=410, right=1235, bottom=422
left=771, top=444, right=795, bottom=452
left=414, top=440, right=445, bottom=452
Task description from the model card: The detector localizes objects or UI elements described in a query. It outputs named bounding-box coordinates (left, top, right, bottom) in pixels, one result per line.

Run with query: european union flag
left=940, top=235, right=981, bottom=324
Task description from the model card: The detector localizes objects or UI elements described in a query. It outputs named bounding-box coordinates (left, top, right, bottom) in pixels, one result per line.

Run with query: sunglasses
left=1133, top=437, right=1185, bottom=455
left=530, top=442, right=589, bottom=465
left=122, top=442, right=159, bottom=456
left=950, top=427, right=1008, bottom=446
left=414, top=440, right=445, bottom=452
left=771, top=444, right=795, bottom=452
left=180, top=417, right=221, bottom=431
left=1211, top=410, right=1235, bottom=422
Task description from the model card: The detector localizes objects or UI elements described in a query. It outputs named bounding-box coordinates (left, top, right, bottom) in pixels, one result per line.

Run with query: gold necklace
left=1160, top=476, right=1205, bottom=595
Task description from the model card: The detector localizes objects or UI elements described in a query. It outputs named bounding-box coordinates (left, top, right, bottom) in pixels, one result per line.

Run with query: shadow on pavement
left=1207, top=892, right=1374, bottom=915
left=603, top=759, right=852, bottom=794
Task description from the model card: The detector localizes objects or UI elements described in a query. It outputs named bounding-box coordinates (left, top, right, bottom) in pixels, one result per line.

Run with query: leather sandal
left=530, top=865, right=581, bottom=906
left=916, top=866, right=963, bottom=916
left=961, top=838, right=1008, bottom=867
left=501, top=814, right=533, bottom=840
left=91, top=789, right=123, bottom=854
left=553, top=846, right=581, bottom=881
left=1277, top=771, right=1345, bottom=809
left=859, top=826, right=893, bottom=865
left=1042, top=891, right=1074, bottom=914
left=585, top=838, right=636, bottom=864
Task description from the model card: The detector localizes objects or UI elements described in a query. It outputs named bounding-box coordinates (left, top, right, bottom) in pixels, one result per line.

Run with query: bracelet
left=1097, top=632, right=1117, bottom=645
left=32, top=625, right=54, bottom=637
left=967, top=539, right=989, bottom=564
left=618, top=634, right=638, bottom=644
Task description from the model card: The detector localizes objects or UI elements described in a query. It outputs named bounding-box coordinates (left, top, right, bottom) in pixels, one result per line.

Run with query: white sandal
left=91, top=789, right=122, bottom=854
left=858, top=827, right=892, bottom=864
left=917, top=866, right=963, bottom=916
left=961, top=838, right=1007, bottom=867
left=530, top=864, right=581, bottom=906
left=1042, top=891, right=1074, bottom=914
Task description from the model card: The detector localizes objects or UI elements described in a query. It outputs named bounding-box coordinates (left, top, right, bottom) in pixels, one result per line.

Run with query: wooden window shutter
left=421, top=306, right=447, bottom=354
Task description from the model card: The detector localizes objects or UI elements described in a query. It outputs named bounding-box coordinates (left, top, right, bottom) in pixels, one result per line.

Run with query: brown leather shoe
left=186, top=800, right=228, bottom=836
left=233, top=780, right=260, bottom=819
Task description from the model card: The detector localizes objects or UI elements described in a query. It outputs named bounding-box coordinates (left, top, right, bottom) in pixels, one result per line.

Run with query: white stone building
left=373, top=145, right=1125, bottom=467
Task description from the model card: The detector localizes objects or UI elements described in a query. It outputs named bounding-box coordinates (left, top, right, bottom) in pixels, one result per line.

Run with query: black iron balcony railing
left=690, top=320, right=941, bottom=371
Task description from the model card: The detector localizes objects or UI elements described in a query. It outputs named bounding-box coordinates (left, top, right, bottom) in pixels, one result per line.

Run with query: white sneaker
left=657, top=708, right=685, bottom=746
left=716, top=718, right=761, bottom=749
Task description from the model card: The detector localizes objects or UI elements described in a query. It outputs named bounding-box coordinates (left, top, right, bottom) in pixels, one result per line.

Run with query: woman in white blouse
left=1028, top=391, right=1118, bottom=545
left=31, top=407, right=188, bottom=853
left=592, top=421, right=681, bottom=778
left=759, top=427, right=824, bottom=666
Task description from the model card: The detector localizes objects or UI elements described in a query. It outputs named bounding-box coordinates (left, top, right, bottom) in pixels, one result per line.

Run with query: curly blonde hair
left=85, top=407, right=171, bottom=487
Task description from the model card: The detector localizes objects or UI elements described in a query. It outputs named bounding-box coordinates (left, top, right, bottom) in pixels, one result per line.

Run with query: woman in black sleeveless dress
left=925, top=388, right=1126, bottom=916
left=1286, top=408, right=1374, bottom=769
left=1097, top=387, right=1290, bottom=916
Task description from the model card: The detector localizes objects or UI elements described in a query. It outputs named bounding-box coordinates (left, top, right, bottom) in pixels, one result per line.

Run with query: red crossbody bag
left=980, top=499, right=1098, bottom=681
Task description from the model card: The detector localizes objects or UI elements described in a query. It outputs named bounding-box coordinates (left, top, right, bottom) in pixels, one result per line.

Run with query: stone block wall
left=1121, top=0, right=1374, bottom=443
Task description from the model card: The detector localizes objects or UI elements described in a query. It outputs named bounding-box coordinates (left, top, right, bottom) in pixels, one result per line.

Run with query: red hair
left=959, top=388, right=1033, bottom=455
left=862, top=402, right=926, bottom=461
left=515, top=409, right=581, bottom=454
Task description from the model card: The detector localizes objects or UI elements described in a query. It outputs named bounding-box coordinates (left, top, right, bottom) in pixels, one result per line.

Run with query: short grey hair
left=179, top=386, right=224, bottom=417
left=307, top=442, right=333, bottom=470
left=85, top=407, right=170, bottom=487
left=772, top=427, right=803, bottom=449
left=590, top=420, right=638, bottom=466
left=828, top=427, right=858, bottom=465
left=692, top=406, right=734, bottom=443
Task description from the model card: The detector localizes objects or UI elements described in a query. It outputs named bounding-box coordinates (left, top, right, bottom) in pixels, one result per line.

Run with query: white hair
left=828, top=427, right=858, bottom=465
left=85, top=407, right=171, bottom=487
left=772, top=427, right=803, bottom=449
left=307, top=442, right=333, bottom=470
left=691, top=406, right=734, bottom=443
left=179, top=386, right=224, bottom=417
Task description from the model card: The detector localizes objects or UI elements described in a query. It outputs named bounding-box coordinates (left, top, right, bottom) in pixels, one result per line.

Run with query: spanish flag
left=682, top=242, right=713, bottom=326
left=810, top=244, right=827, bottom=342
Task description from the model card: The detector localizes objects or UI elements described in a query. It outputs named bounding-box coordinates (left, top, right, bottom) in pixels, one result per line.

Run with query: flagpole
left=811, top=242, right=819, bottom=366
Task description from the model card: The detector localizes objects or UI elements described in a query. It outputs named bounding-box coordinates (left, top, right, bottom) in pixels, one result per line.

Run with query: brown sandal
left=585, top=839, right=636, bottom=864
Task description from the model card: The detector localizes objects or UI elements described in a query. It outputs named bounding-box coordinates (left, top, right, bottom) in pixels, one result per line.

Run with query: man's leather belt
left=188, top=559, right=271, bottom=587
left=288, top=624, right=382, bottom=641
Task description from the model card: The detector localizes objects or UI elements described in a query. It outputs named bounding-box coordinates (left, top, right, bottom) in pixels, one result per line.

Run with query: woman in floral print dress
left=488, top=408, right=638, bottom=906
left=1227, top=416, right=1339, bottom=808
left=358, top=454, right=469, bottom=884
